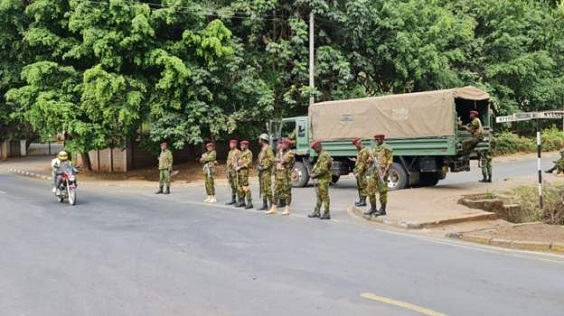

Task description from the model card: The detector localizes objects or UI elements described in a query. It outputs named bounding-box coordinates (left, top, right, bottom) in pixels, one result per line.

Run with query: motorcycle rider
left=52, top=151, right=77, bottom=196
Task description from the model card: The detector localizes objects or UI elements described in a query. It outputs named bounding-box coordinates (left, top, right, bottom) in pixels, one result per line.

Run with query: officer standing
left=267, top=139, right=295, bottom=216
left=155, top=142, right=173, bottom=195
left=257, top=134, right=275, bottom=211
left=225, top=139, right=241, bottom=205
left=236, top=140, right=253, bottom=209
left=308, top=140, right=332, bottom=220
left=200, top=142, right=217, bottom=203
left=365, top=134, right=393, bottom=216
left=479, top=150, right=492, bottom=183
left=459, top=110, right=484, bottom=155
left=352, top=137, right=370, bottom=207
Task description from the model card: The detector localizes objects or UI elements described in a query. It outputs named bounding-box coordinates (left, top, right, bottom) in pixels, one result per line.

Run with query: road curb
left=9, top=168, right=52, bottom=181
left=349, top=205, right=497, bottom=230
left=447, top=233, right=564, bottom=253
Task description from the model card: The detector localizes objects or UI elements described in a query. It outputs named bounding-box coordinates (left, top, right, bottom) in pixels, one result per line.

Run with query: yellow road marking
left=360, top=293, right=447, bottom=316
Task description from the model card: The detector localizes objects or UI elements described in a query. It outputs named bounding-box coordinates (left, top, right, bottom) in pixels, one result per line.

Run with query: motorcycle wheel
left=58, top=195, right=64, bottom=203
left=68, top=187, right=77, bottom=206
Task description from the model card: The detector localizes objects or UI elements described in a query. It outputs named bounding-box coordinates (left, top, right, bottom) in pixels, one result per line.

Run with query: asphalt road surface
left=1, top=157, right=563, bottom=316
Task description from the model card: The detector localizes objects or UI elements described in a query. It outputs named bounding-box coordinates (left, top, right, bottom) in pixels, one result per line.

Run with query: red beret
left=352, top=137, right=362, bottom=145
left=470, top=110, right=479, bottom=116
left=280, top=139, right=291, bottom=145
left=310, top=140, right=321, bottom=149
left=374, top=134, right=385, bottom=139
left=229, top=139, right=238, bottom=144
left=205, top=142, right=214, bottom=148
left=241, top=140, right=249, bottom=145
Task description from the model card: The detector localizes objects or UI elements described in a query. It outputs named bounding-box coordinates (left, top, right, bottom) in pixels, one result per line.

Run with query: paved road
left=0, top=167, right=563, bottom=315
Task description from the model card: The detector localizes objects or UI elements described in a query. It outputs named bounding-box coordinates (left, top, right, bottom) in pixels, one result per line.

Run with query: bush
left=491, top=132, right=535, bottom=156
left=491, top=128, right=564, bottom=156
left=510, top=184, right=564, bottom=225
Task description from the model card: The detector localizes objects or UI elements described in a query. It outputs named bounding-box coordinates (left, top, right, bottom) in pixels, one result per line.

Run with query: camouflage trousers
left=237, top=169, right=252, bottom=203
left=480, top=152, right=492, bottom=177
left=205, top=174, right=215, bottom=195
left=368, top=173, right=388, bottom=206
left=272, top=170, right=291, bottom=206
left=227, top=170, right=238, bottom=196
left=259, top=170, right=272, bottom=201
left=313, top=177, right=330, bottom=215
left=355, top=171, right=368, bottom=197
left=462, top=137, right=481, bottom=155
left=159, top=169, right=170, bottom=187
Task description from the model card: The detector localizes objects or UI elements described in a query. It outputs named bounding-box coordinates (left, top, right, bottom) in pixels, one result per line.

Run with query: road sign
left=496, top=111, right=564, bottom=123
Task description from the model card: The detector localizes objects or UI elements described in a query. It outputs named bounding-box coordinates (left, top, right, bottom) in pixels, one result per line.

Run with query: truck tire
left=292, top=161, right=310, bottom=187
left=387, top=163, right=408, bottom=191
left=331, top=175, right=340, bottom=185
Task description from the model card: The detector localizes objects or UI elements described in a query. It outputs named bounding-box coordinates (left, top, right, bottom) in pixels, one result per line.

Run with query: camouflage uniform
left=367, top=142, right=393, bottom=210
left=311, top=150, right=332, bottom=216
left=354, top=146, right=371, bottom=199
left=272, top=149, right=295, bottom=207
left=226, top=147, right=241, bottom=203
left=461, top=117, right=484, bottom=155
left=480, top=150, right=492, bottom=182
left=237, top=148, right=254, bottom=205
left=158, top=148, right=173, bottom=188
left=546, top=150, right=564, bottom=174
left=258, top=144, right=275, bottom=203
left=200, top=150, right=216, bottom=195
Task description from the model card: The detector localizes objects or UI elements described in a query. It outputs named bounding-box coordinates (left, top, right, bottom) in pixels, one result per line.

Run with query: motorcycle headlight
left=69, top=175, right=76, bottom=181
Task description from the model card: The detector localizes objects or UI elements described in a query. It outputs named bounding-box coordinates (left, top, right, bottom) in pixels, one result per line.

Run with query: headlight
left=69, top=175, right=76, bottom=181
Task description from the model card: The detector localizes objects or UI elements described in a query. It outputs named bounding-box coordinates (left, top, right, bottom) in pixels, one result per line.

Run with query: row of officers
left=155, top=134, right=394, bottom=220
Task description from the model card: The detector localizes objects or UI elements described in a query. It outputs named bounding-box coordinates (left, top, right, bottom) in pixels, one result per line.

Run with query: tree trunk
left=80, top=152, right=92, bottom=171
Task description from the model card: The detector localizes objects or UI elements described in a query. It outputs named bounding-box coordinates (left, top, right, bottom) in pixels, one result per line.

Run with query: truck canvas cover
left=309, top=86, right=490, bottom=140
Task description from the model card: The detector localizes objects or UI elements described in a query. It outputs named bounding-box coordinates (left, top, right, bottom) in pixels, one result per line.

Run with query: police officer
left=365, top=134, right=393, bottom=216
left=200, top=142, right=217, bottom=203
left=225, top=140, right=241, bottom=205
left=308, top=140, right=332, bottom=220
left=156, top=142, right=173, bottom=195
left=479, top=150, right=492, bottom=183
left=545, top=149, right=564, bottom=174
left=459, top=110, right=484, bottom=155
left=236, top=140, right=253, bottom=209
left=352, top=137, right=370, bottom=207
left=267, top=139, right=295, bottom=216
left=257, top=133, right=274, bottom=211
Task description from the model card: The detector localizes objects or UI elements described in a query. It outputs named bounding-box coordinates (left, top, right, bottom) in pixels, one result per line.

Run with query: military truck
left=268, top=86, right=492, bottom=190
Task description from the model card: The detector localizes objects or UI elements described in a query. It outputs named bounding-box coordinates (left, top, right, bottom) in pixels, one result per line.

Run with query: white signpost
left=496, top=111, right=564, bottom=209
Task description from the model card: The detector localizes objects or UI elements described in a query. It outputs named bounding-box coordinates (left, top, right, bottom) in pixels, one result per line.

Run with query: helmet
left=58, top=151, right=68, bottom=161
left=259, top=133, right=269, bottom=142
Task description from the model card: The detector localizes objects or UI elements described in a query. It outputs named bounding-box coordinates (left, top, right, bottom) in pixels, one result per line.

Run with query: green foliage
left=510, top=184, right=564, bottom=225
left=1, top=0, right=563, bottom=152
left=491, top=132, right=535, bottom=156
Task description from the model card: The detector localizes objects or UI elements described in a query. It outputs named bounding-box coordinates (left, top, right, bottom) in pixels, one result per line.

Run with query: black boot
left=319, top=212, right=331, bottom=220
left=375, top=204, right=387, bottom=216
left=257, top=198, right=268, bottom=211
left=487, top=176, right=492, bottom=183
left=245, top=200, right=254, bottom=209
left=364, top=202, right=377, bottom=215
left=355, top=196, right=367, bottom=207
left=479, top=176, right=488, bottom=183
left=225, top=195, right=236, bottom=205
left=545, top=167, right=556, bottom=174
left=164, top=186, right=170, bottom=194
left=308, top=210, right=320, bottom=218
left=235, top=198, right=246, bottom=208
left=155, top=186, right=163, bottom=194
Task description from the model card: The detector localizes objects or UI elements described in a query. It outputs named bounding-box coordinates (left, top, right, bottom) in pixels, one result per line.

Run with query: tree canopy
left=1, top=0, right=563, bottom=151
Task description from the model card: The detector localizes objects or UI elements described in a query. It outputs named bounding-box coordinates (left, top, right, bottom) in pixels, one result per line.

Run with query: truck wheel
left=292, top=161, right=310, bottom=187
left=387, top=163, right=408, bottom=190
left=331, top=175, right=340, bottom=185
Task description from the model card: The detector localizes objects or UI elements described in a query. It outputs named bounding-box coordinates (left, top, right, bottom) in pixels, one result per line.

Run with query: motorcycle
left=56, top=168, right=78, bottom=205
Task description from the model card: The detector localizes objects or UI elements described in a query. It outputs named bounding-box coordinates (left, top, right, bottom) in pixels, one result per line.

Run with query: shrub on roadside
left=510, top=184, right=564, bottom=225
left=540, top=127, right=564, bottom=152
left=491, top=132, right=535, bottom=156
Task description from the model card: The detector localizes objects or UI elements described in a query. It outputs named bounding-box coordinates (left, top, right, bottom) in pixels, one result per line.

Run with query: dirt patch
left=463, top=223, right=564, bottom=243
